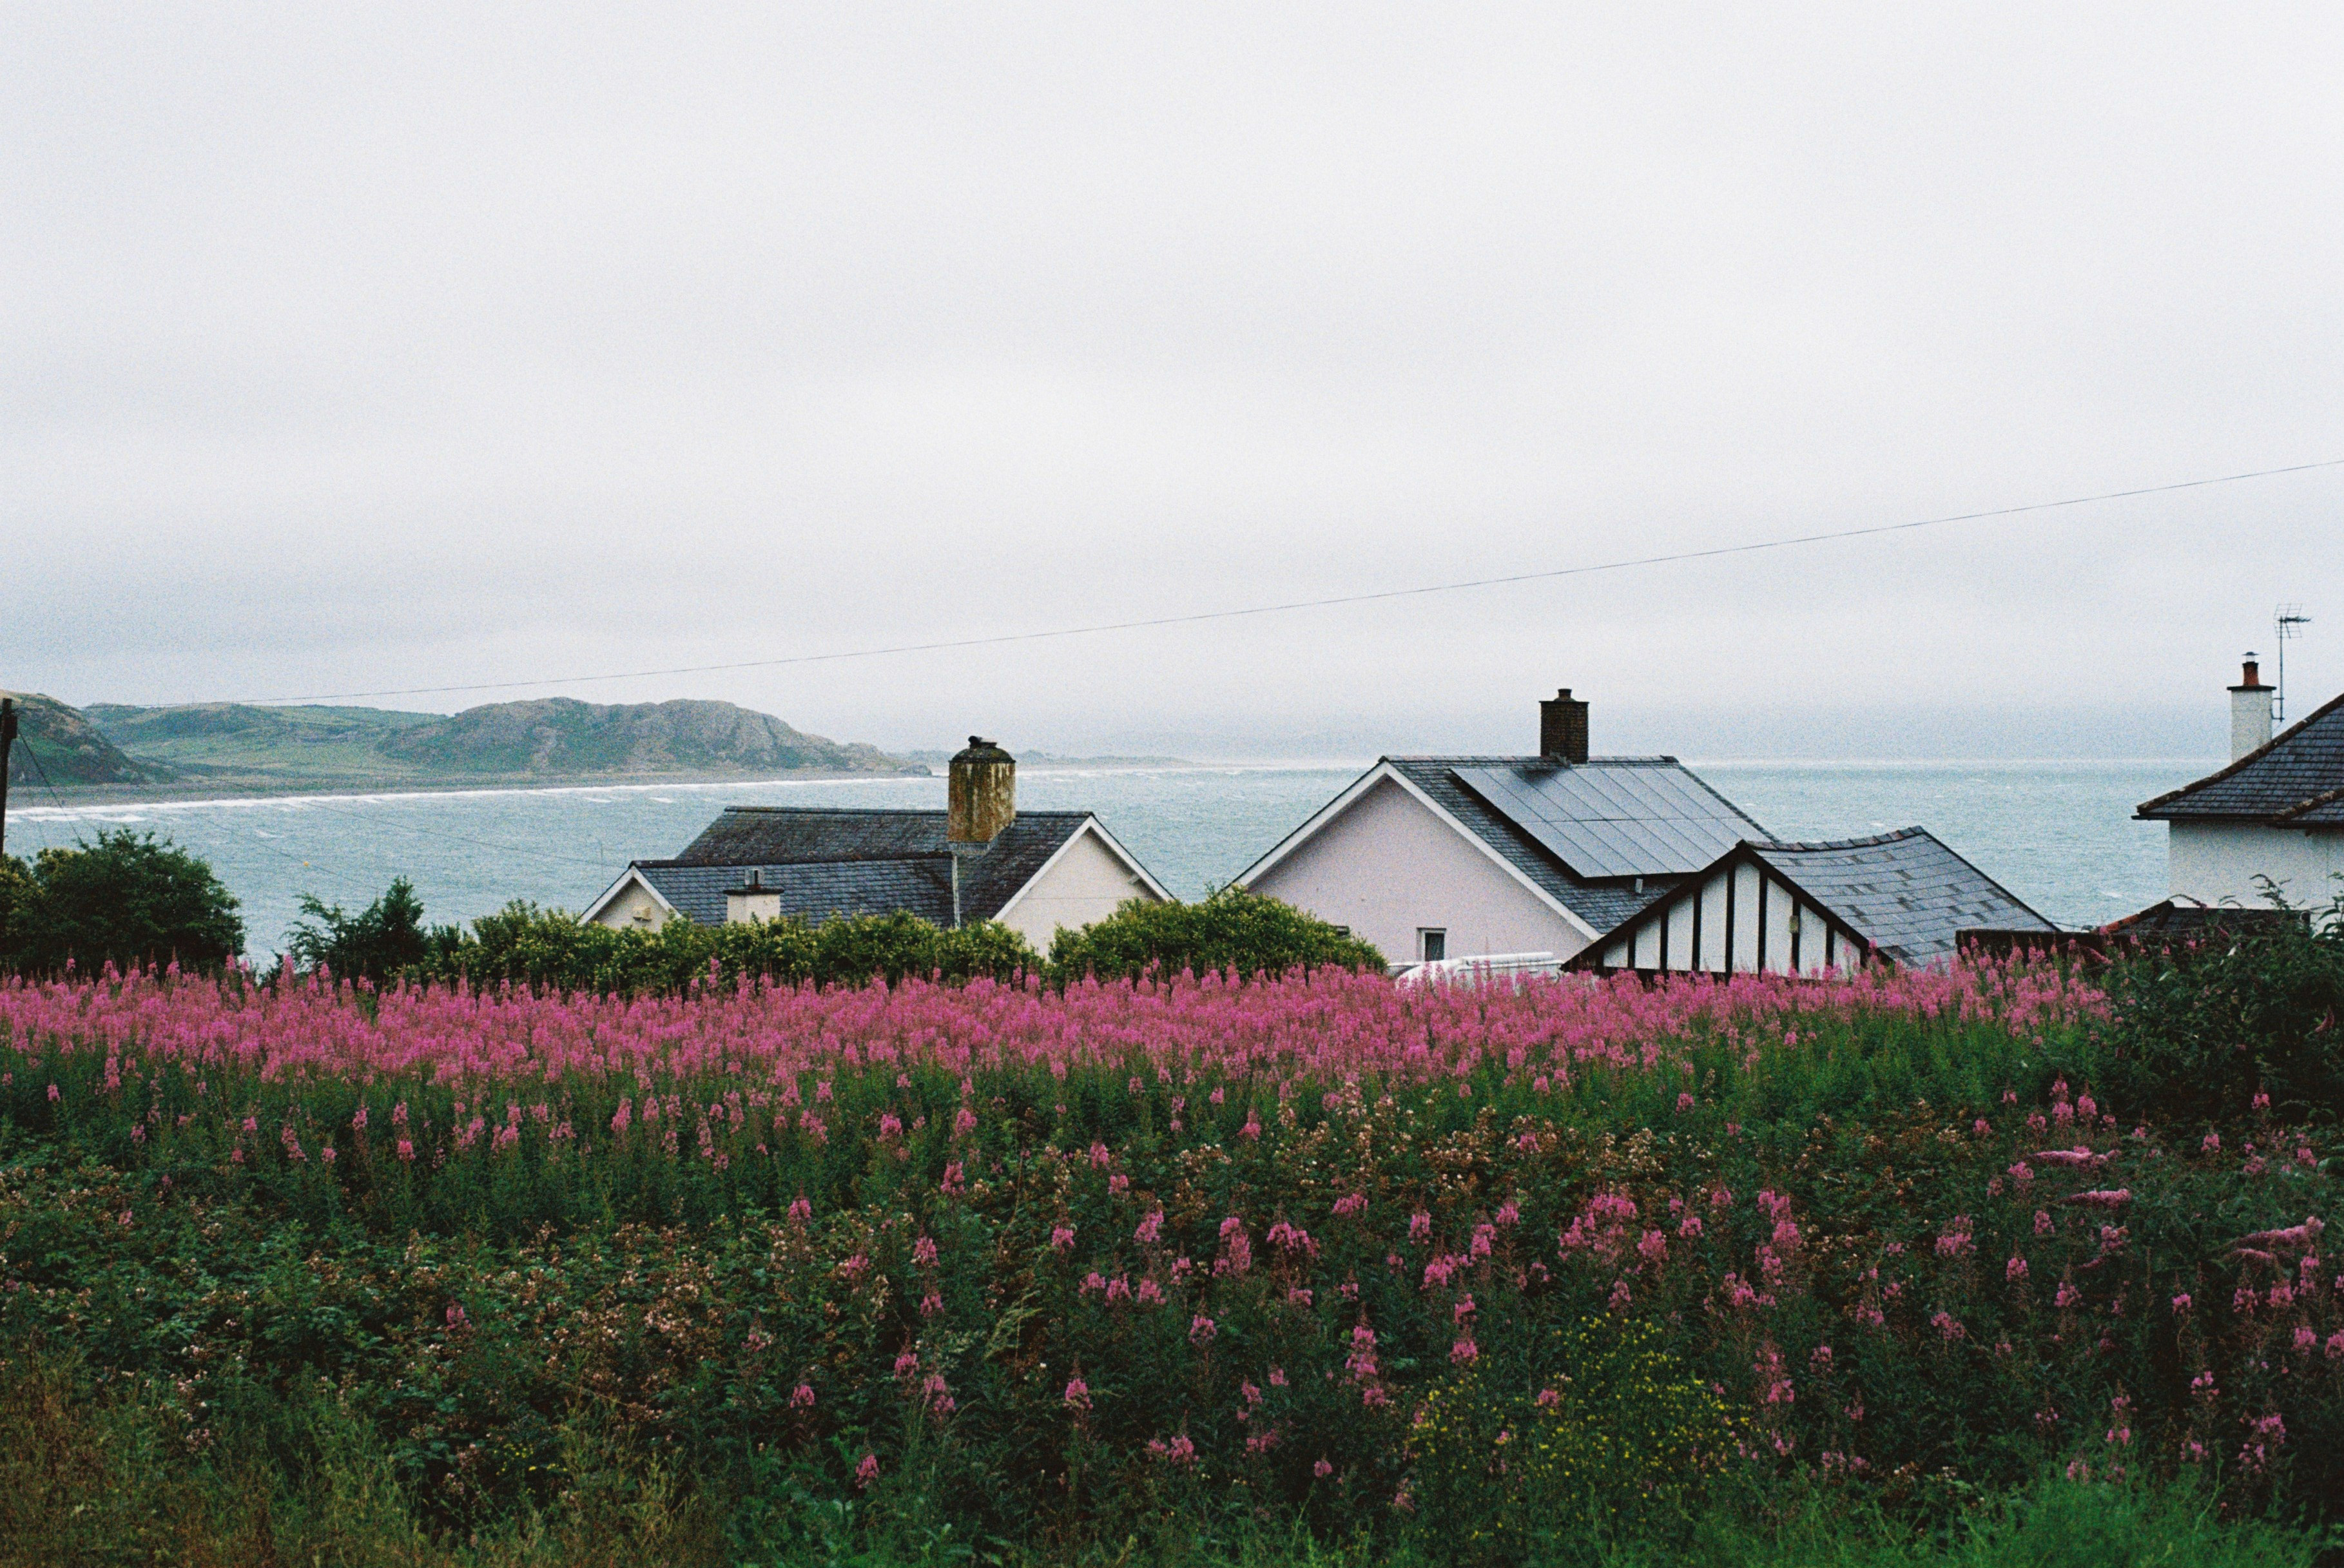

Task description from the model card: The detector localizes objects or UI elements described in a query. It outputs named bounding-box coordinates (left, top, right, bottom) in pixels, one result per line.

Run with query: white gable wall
left=1246, top=775, right=1591, bottom=964
left=1004, top=826, right=1165, bottom=952
left=591, top=874, right=677, bottom=931
left=2169, top=824, right=2344, bottom=911
left=1598, top=860, right=1853, bottom=976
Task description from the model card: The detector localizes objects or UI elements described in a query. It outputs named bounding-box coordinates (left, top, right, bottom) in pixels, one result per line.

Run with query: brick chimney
left=948, top=737, right=1016, bottom=843
left=1538, top=689, right=1589, bottom=764
left=2229, top=655, right=2274, bottom=760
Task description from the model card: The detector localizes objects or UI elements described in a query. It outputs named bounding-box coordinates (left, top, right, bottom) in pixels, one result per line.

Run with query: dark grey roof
left=1453, top=760, right=1764, bottom=878
left=2098, top=898, right=2306, bottom=938
left=654, top=806, right=1095, bottom=925
left=1749, top=829, right=2054, bottom=967
left=2137, top=691, right=2344, bottom=826
left=1385, top=757, right=1765, bottom=932
left=635, top=857, right=956, bottom=927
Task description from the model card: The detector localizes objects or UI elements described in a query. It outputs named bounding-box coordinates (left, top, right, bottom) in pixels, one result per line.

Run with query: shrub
left=2097, top=886, right=2344, bottom=1123
left=284, top=876, right=432, bottom=983
left=1049, top=886, right=1386, bottom=980
left=0, top=829, right=243, bottom=976
left=411, top=900, right=1040, bottom=996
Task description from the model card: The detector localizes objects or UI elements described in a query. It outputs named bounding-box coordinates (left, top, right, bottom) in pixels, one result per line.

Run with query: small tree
left=284, top=877, right=432, bottom=983
left=1049, top=886, right=1385, bottom=983
left=0, top=829, right=244, bottom=975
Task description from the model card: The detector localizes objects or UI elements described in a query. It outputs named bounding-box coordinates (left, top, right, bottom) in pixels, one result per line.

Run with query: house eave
left=1235, top=759, right=1602, bottom=944
left=580, top=864, right=678, bottom=925
left=989, top=816, right=1172, bottom=929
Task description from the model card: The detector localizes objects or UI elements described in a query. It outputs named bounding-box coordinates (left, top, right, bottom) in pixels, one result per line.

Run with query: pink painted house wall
left=1245, top=775, right=1593, bottom=965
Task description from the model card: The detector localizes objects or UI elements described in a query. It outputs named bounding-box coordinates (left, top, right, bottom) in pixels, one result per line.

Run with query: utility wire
left=235, top=454, right=2344, bottom=706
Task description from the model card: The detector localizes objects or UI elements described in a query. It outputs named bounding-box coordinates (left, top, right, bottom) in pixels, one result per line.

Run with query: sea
left=6, top=759, right=2208, bottom=959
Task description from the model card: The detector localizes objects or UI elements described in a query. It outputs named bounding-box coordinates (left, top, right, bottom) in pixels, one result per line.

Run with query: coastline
left=9, top=759, right=1368, bottom=820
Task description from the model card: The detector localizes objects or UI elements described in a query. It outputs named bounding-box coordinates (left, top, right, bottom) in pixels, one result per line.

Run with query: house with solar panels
left=2135, top=659, right=2344, bottom=912
left=1236, top=688, right=2053, bottom=975
left=583, top=739, right=1171, bottom=949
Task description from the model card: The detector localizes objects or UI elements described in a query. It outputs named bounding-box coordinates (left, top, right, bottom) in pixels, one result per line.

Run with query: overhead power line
left=243, top=455, right=2344, bottom=706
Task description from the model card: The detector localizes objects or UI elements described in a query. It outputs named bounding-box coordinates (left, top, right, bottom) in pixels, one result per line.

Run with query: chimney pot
left=1538, top=688, right=1590, bottom=764
left=949, top=736, right=1016, bottom=844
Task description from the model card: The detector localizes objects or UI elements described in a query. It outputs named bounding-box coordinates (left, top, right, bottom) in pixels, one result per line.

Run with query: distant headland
left=1, top=693, right=929, bottom=798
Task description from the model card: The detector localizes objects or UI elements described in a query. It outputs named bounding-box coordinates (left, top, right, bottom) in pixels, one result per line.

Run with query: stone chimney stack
left=2229, top=655, right=2274, bottom=760
left=948, top=737, right=1016, bottom=843
left=1538, top=689, right=1590, bottom=764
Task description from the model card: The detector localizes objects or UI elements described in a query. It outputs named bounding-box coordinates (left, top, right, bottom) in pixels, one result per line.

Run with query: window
left=1419, top=929, right=1446, bottom=962
left=1332, top=925, right=1351, bottom=937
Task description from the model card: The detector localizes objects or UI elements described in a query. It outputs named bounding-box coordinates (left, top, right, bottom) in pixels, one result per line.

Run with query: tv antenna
left=2275, top=603, right=2310, bottom=721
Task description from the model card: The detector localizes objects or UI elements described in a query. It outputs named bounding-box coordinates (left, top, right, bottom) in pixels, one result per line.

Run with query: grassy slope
left=84, top=701, right=441, bottom=783
left=1, top=691, right=158, bottom=787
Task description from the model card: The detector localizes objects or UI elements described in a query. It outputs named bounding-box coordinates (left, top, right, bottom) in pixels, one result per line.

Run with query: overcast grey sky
left=6, top=5, right=2340, bottom=759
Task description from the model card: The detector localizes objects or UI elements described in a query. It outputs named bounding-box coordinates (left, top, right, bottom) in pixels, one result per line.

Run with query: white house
left=1234, top=690, right=1772, bottom=967
left=583, top=738, right=1171, bottom=949
left=1566, top=829, right=2054, bottom=977
left=2136, top=659, right=2344, bottom=912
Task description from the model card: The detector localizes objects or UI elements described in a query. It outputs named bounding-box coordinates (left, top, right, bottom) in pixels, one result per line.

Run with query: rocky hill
left=3, top=692, right=160, bottom=787
left=374, top=698, right=922, bottom=777
left=71, top=695, right=923, bottom=788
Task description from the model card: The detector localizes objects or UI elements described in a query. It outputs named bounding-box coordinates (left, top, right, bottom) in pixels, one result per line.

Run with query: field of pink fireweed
left=2, top=957, right=2338, bottom=1554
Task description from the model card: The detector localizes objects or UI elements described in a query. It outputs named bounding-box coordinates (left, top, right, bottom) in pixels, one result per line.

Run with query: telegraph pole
left=0, top=697, right=15, bottom=858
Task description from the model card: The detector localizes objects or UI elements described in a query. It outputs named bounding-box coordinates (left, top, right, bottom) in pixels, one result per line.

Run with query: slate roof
left=1384, top=757, right=1769, bottom=933
left=1748, top=829, right=2054, bottom=967
left=634, top=857, right=956, bottom=927
left=601, top=806, right=1101, bottom=928
left=2137, top=691, right=2344, bottom=826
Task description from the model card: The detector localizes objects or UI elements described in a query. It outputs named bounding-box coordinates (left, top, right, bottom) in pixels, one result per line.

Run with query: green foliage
left=392, top=884, right=1369, bottom=997
left=1409, top=1319, right=1738, bottom=1563
left=0, top=828, right=242, bottom=975
left=414, top=900, right=1041, bottom=995
left=285, top=875, right=432, bottom=983
left=9, top=954, right=2344, bottom=1564
left=2097, top=886, right=2344, bottom=1123
left=1601, top=1469, right=2335, bottom=1568
left=1048, top=887, right=1385, bottom=981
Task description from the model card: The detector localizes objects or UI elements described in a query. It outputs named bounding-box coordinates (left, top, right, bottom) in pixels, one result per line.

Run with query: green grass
left=5, top=1351, right=2332, bottom=1568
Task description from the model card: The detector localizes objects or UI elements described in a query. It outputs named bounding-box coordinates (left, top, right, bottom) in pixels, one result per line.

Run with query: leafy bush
left=1049, top=886, right=1385, bottom=980
left=0, top=829, right=242, bottom=975
left=2097, top=887, right=2344, bottom=1123
left=284, top=876, right=434, bottom=983
left=411, top=900, right=1040, bottom=995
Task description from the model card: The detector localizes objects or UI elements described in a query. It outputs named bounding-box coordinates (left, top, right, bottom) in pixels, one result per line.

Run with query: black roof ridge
left=707, top=804, right=1094, bottom=819
left=2272, top=783, right=2344, bottom=824
left=636, top=851, right=961, bottom=869
left=1748, top=828, right=1930, bottom=852
left=1748, top=826, right=2054, bottom=931
left=1388, top=753, right=1684, bottom=766
left=2136, top=686, right=2344, bottom=819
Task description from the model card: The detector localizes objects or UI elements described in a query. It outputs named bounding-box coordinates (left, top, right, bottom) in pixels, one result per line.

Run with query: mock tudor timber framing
left=1570, top=842, right=1874, bottom=977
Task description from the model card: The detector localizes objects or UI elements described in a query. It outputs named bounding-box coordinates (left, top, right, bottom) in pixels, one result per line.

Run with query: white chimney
left=2229, top=654, right=2274, bottom=760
